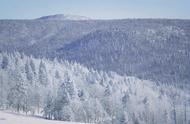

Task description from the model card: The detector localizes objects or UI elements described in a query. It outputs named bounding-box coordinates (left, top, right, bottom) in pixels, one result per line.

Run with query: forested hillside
left=0, top=19, right=190, bottom=87
left=0, top=52, right=189, bottom=124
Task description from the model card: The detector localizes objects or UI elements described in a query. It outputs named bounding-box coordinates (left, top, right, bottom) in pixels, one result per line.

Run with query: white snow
left=0, top=111, right=87, bottom=124
left=37, top=14, right=91, bottom=20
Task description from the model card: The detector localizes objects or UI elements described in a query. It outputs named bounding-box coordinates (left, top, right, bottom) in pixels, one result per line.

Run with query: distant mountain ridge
left=36, top=14, right=91, bottom=20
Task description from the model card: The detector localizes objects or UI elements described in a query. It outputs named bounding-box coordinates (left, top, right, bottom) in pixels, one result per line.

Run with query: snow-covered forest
left=1, top=0, right=190, bottom=123
left=0, top=19, right=190, bottom=89
left=0, top=52, right=189, bottom=124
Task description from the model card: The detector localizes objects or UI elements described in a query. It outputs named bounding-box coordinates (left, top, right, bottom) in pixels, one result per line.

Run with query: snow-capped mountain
left=36, top=14, right=91, bottom=20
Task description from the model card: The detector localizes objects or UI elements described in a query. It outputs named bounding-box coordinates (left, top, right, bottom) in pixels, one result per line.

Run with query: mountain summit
left=36, top=14, right=91, bottom=20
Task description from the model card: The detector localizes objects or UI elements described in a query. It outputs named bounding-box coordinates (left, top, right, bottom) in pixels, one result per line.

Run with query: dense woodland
left=0, top=52, right=189, bottom=124
left=0, top=19, right=190, bottom=88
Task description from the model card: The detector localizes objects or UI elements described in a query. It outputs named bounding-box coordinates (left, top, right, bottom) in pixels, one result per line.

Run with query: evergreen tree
left=53, top=81, right=70, bottom=120
left=43, top=92, right=54, bottom=120
left=38, top=61, right=48, bottom=86
left=30, top=59, right=36, bottom=75
left=7, top=70, right=28, bottom=113
left=65, top=77, right=75, bottom=99
left=25, top=61, right=34, bottom=84
left=122, top=93, right=129, bottom=108
left=1, top=55, right=8, bottom=69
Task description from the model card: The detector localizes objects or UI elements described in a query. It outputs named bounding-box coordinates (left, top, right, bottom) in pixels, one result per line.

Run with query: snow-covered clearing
left=0, top=111, right=86, bottom=124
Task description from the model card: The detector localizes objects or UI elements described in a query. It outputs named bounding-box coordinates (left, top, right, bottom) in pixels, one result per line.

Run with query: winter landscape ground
left=0, top=111, right=86, bottom=124
left=0, top=12, right=190, bottom=124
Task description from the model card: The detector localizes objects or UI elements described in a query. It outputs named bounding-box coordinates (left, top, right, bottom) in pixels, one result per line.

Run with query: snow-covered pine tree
left=53, top=81, right=70, bottom=120
left=43, top=92, right=54, bottom=120
left=7, top=69, right=28, bottom=113
left=1, top=55, right=9, bottom=69
left=38, top=60, right=48, bottom=86
left=25, top=60, right=34, bottom=84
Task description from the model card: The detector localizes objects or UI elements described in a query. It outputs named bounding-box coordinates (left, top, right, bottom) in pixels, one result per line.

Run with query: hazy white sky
left=0, top=0, right=190, bottom=19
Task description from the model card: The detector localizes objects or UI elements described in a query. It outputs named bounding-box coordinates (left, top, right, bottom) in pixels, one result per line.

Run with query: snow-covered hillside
left=0, top=111, right=85, bottom=124
left=57, top=26, right=190, bottom=89
left=0, top=19, right=189, bottom=88
left=0, top=52, right=189, bottom=124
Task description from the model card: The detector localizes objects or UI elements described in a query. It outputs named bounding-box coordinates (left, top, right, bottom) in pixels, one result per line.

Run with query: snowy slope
left=0, top=52, right=189, bottom=124
left=0, top=111, right=86, bottom=124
